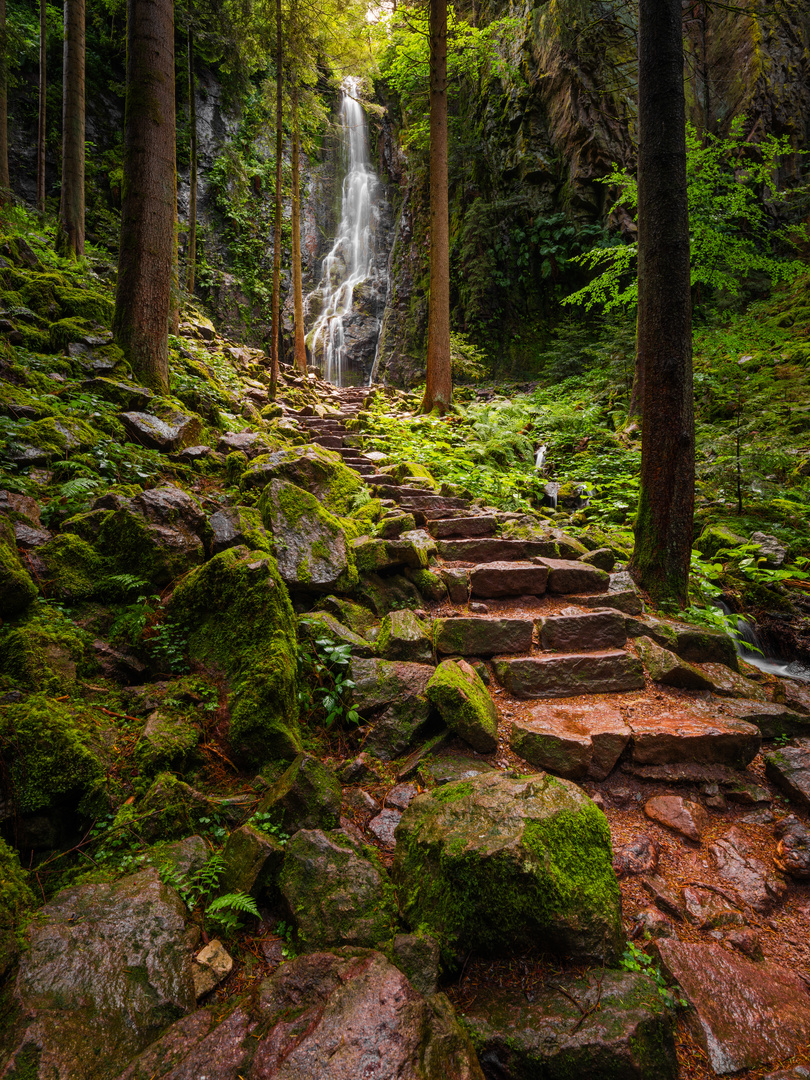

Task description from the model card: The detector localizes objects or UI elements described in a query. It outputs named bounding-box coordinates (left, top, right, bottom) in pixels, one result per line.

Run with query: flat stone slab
left=426, top=515, right=498, bottom=539
left=625, top=712, right=761, bottom=767
left=538, top=610, right=626, bottom=652
left=469, top=560, right=549, bottom=598
left=536, top=557, right=609, bottom=594
left=120, top=410, right=201, bottom=452
left=708, top=826, right=786, bottom=912
left=433, top=616, right=533, bottom=657
left=644, top=795, right=707, bottom=842
left=462, top=971, right=677, bottom=1080
left=764, top=741, right=810, bottom=808
left=495, top=651, right=644, bottom=699
left=658, top=941, right=810, bottom=1075
left=717, top=698, right=810, bottom=739
left=510, top=702, right=630, bottom=780
left=437, top=537, right=553, bottom=562
left=698, top=662, right=768, bottom=700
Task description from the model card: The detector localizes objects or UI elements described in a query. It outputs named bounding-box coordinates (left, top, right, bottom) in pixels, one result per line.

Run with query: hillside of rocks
left=1, top=225, right=810, bottom=1079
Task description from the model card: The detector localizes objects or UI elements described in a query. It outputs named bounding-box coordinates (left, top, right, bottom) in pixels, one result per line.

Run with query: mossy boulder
left=38, top=533, right=107, bottom=601
left=241, top=444, right=363, bottom=514
left=393, top=772, right=623, bottom=963
left=355, top=571, right=424, bottom=616
left=0, top=516, right=37, bottom=616
left=382, top=461, right=438, bottom=487
left=0, top=694, right=105, bottom=817
left=258, top=753, right=342, bottom=832
left=134, top=712, right=200, bottom=776
left=279, top=829, right=399, bottom=950
left=218, top=824, right=285, bottom=899
left=0, top=606, right=90, bottom=692
left=4, top=416, right=97, bottom=464
left=695, top=524, right=749, bottom=558
left=95, top=484, right=211, bottom=586
left=259, top=479, right=358, bottom=593
left=350, top=657, right=436, bottom=760
left=376, top=609, right=433, bottom=663
left=426, top=659, right=498, bottom=753
left=313, top=595, right=377, bottom=638
left=168, top=546, right=300, bottom=761
left=406, top=567, right=447, bottom=601
left=136, top=773, right=242, bottom=841
left=209, top=504, right=271, bottom=555
left=0, top=837, right=35, bottom=979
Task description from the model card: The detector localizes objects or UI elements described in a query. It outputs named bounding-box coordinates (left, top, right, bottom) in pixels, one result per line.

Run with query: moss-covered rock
left=38, top=533, right=107, bottom=601
left=218, top=824, right=285, bottom=899
left=279, top=829, right=399, bottom=949
left=0, top=837, right=35, bottom=979
left=0, top=516, right=37, bottom=616
left=298, top=610, right=376, bottom=658
left=168, top=546, right=300, bottom=761
left=134, top=712, right=200, bottom=776
left=406, top=567, right=447, bottom=601
left=426, top=659, right=498, bottom=753
left=0, top=605, right=91, bottom=692
left=241, top=444, right=363, bottom=514
left=354, top=571, right=425, bottom=616
left=136, top=772, right=217, bottom=841
left=258, top=753, right=342, bottom=832
left=259, top=479, right=358, bottom=593
left=695, top=523, right=749, bottom=558
left=0, top=694, right=105, bottom=817
left=382, top=461, right=438, bottom=487
left=313, top=595, right=377, bottom=638
left=393, top=771, right=623, bottom=963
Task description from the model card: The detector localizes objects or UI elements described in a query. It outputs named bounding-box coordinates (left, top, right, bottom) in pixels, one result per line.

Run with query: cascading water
left=713, top=598, right=810, bottom=682
left=306, top=78, right=385, bottom=386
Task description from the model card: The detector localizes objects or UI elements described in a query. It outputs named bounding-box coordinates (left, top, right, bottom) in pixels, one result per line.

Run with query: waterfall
left=306, top=78, right=384, bottom=387
left=713, top=599, right=810, bottom=682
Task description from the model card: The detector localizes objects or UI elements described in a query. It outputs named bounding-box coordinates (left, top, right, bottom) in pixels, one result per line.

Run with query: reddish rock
left=613, top=835, right=659, bottom=877
left=644, top=795, right=708, bottom=842
left=708, top=827, right=787, bottom=912
left=537, top=557, right=609, bottom=594
left=538, top=609, right=626, bottom=652
left=469, top=560, right=549, bottom=598
left=510, top=702, right=630, bottom=780
left=495, top=651, right=644, bottom=699
left=658, top=941, right=810, bottom=1074
left=433, top=616, right=533, bottom=657
left=726, top=928, right=764, bottom=961
left=698, top=662, right=768, bottom=701
left=368, top=808, right=402, bottom=848
left=626, top=712, right=761, bottom=767
left=718, top=698, right=810, bottom=739
left=681, top=886, right=743, bottom=930
left=426, top=515, right=498, bottom=539
left=765, top=741, right=810, bottom=809
left=385, top=782, right=418, bottom=811
left=774, top=815, right=810, bottom=880
left=781, top=680, right=810, bottom=715
left=437, top=537, right=551, bottom=561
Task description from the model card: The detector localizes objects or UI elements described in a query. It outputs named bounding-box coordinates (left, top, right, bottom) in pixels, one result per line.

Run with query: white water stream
left=308, top=78, right=383, bottom=386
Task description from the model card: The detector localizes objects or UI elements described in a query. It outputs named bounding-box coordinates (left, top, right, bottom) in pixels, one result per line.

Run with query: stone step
left=437, top=538, right=556, bottom=562
left=310, top=435, right=344, bottom=449
left=396, top=496, right=470, bottom=513
left=426, top=515, right=498, bottom=539
left=494, top=651, right=645, bottom=699
left=538, top=610, right=627, bottom=652
left=374, top=484, right=438, bottom=500
left=345, top=463, right=376, bottom=476
left=432, top=617, right=534, bottom=657
left=469, top=561, right=550, bottom=598
left=536, top=558, right=609, bottom=595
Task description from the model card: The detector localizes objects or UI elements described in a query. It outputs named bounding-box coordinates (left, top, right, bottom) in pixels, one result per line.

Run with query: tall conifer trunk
left=291, top=79, right=307, bottom=374
left=186, top=27, right=198, bottom=294
left=421, top=0, right=451, bottom=414
left=113, top=0, right=175, bottom=393
left=0, top=0, right=9, bottom=204
left=629, top=0, right=694, bottom=606
left=58, top=0, right=85, bottom=257
left=269, top=0, right=282, bottom=399
left=37, top=0, right=46, bottom=212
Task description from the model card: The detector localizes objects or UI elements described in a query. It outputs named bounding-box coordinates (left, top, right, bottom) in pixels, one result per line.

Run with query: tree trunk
left=37, top=0, right=46, bottom=212
left=169, top=215, right=180, bottom=334
left=269, top=0, right=282, bottom=399
left=421, top=0, right=452, bottom=414
left=0, top=0, right=9, bottom=204
left=629, top=0, right=694, bottom=608
left=186, top=27, right=197, bottom=294
left=113, top=0, right=175, bottom=393
left=58, top=0, right=85, bottom=257
left=291, top=79, right=307, bottom=374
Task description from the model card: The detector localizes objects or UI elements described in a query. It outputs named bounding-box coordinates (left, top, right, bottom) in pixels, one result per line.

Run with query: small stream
left=715, top=599, right=810, bottom=682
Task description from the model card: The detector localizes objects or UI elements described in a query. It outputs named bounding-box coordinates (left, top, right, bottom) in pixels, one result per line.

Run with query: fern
left=103, top=573, right=150, bottom=597
left=206, top=891, right=261, bottom=933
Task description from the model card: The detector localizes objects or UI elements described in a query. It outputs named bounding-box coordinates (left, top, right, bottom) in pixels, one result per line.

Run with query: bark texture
left=58, top=0, right=85, bottom=257
left=291, top=79, right=307, bottom=375
left=113, top=0, right=176, bottom=393
left=186, top=27, right=197, bottom=294
left=629, top=0, right=695, bottom=607
left=0, top=0, right=9, bottom=202
left=37, top=0, right=46, bottom=212
left=269, top=0, right=282, bottom=399
left=421, top=0, right=452, bottom=414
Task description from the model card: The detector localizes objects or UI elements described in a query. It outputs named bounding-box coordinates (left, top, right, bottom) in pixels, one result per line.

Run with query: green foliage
left=620, top=943, right=687, bottom=1011
left=297, top=634, right=361, bottom=729
left=158, top=851, right=260, bottom=935
left=564, top=119, right=808, bottom=312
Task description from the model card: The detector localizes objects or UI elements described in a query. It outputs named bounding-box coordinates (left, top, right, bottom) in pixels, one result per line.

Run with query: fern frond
left=207, top=891, right=260, bottom=918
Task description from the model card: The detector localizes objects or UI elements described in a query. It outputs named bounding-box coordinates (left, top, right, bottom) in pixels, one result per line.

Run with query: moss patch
left=0, top=838, right=35, bottom=979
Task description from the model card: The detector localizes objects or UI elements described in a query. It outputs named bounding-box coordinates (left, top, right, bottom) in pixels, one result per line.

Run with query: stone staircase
left=284, top=387, right=774, bottom=778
